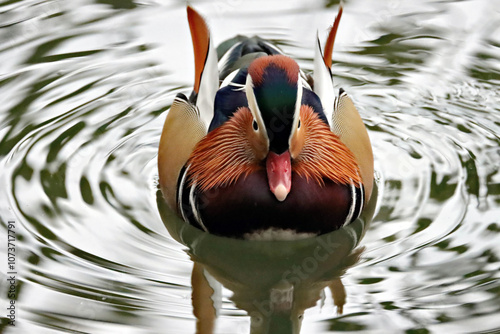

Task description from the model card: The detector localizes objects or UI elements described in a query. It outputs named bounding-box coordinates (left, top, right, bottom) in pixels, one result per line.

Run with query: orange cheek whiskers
left=188, top=105, right=361, bottom=193
left=293, top=106, right=362, bottom=186
left=187, top=107, right=263, bottom=191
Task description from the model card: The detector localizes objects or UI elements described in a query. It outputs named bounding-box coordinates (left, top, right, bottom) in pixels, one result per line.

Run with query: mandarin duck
left=158, top=5, right=374, bottom=239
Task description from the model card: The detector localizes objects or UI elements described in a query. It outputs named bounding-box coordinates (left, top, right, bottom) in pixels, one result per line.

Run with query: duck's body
left=158, top=6, right=373, bottom=239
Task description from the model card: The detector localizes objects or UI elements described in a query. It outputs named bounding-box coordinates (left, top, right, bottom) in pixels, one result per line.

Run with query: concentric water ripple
left=1, top=0, right=499, bottom=333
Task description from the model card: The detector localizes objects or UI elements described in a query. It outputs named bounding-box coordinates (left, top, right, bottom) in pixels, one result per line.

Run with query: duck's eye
left=297, top=119, right=301, bottom=129
left=252, top=119, right=259, bottom=131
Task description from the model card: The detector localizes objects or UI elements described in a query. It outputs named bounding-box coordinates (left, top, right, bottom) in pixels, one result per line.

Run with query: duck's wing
left=158, top=94, right=206, bottom=211
left=158, top=6, right=218, bottom=211
left=313, top=4, right=373, bottom=202
left=332, top=89, right=374, bottom=202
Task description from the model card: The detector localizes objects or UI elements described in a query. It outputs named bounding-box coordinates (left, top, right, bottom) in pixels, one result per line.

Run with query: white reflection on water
left=0, top=0, right=499, bottom=333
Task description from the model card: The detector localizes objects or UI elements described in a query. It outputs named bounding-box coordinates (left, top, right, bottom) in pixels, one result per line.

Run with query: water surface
left=1, top=0, right=500, bottom=333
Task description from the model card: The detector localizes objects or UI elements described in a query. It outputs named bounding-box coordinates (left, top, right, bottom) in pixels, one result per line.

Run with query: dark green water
left=1, top=0, right=499, bottom=333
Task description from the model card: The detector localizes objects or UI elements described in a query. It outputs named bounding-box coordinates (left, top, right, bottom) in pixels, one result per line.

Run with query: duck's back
left=217, top=36, right=283, bottom=80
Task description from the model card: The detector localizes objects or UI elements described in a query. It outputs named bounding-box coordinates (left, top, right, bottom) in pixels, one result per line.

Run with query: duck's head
left=246, top=55, right=304, bottom=202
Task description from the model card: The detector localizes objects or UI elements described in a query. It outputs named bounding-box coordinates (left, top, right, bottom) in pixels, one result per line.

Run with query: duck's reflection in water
left=157, top=186, right=376, bottom=334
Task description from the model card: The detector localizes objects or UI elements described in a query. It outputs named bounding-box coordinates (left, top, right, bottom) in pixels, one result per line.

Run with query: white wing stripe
left=177, top=166, right=189, bottom=222
left=344, top=179, right=357, bottom=226
left=189, top=181, right=209, bottom=232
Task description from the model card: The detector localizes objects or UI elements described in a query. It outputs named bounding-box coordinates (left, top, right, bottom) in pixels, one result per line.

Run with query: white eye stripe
left=246, top=71, right=302, bottom=147
left=245, top=75, right=269, bottom=143
left=289, top=72, right=303, bottom=146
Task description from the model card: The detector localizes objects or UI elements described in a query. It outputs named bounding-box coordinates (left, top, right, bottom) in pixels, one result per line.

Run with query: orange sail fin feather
left=293, top=105, right=362, bottom=186
left=187, top=6, right=210, bottom=94
left=323, top=3, right=343, bottom=69
left=187, top=107, right=263, bottom=191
